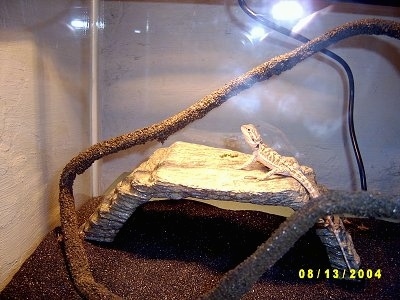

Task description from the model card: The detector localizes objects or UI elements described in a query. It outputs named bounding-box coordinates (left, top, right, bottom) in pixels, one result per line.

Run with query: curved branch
left=201, top=190, right=400, bottom=299
left=58, top=18, right=400, bottom=298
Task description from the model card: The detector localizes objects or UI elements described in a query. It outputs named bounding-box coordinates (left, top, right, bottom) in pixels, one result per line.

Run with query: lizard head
left=241, top=124, right=263, bottom=148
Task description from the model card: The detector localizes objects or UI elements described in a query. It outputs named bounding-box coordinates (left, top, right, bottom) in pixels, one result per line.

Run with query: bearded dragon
left=239, top=124, right=354, bottom=271
left=239, top=124, right=320, bottom=198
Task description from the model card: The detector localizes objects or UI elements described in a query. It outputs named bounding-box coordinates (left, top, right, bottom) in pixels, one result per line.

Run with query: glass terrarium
left=1, top=1, right=399, bottom=299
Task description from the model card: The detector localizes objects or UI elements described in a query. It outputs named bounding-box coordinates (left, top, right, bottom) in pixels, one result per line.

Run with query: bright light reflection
left=243, top=26, right=269, bottom=45
left=69, top=19, right=104, bottom=30
left=271, top=1, right=304, bottom=21
left=96, top=21, right=105, bottom=29
left=292, top=13, right=314, bottom=34
left=250, top=27, right=266, bottom=40
left=70, top=19, right=89, bottom=29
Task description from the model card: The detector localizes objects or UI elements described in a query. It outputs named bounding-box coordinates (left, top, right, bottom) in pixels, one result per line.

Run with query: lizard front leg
left=237, top=154, right=257, bottom=170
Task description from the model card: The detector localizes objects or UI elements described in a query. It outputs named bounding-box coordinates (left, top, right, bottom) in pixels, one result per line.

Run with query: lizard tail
left=309, top=188, right=320, bottom=199
left=297, top=172, right=320, bottom=199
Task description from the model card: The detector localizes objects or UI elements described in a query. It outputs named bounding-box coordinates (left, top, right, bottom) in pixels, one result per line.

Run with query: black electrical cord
left=238, top=0, right=367, bottom=191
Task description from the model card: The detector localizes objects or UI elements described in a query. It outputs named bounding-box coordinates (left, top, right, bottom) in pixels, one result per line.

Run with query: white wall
left=99, top=1, right=400, bottom=195
left=0, top=0, right=91, bottom=289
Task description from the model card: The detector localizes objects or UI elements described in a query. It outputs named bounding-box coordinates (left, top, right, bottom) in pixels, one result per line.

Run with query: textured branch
left=58, top=18, right=400, bottom=298
left=201, top=190, right=400, bottom=299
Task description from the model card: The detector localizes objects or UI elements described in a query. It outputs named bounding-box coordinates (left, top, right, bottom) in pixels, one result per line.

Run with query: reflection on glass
left=271, top=0, right=304, bottom=21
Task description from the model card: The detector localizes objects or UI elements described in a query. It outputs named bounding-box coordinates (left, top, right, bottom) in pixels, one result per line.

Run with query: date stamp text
left=298, top=268, right=382, bottom=280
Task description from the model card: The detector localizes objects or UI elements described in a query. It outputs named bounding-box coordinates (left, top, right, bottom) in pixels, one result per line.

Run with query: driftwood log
left=81, top=142, right=315, bottom=242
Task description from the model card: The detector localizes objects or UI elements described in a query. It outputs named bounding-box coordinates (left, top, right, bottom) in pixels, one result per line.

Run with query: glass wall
left=97, top=1, right=400, bottom=194
left=0, top=0, right=91, bottom=289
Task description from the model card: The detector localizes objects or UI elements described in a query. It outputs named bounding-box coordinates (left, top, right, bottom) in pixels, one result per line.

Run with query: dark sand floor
left=1, top=198, right=399, bottom=299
